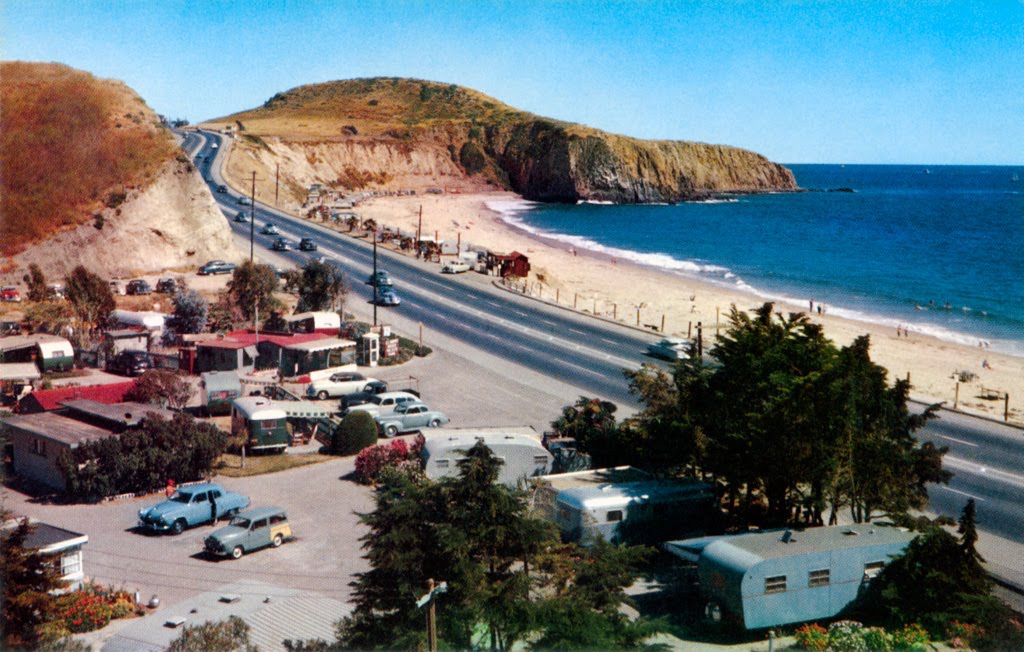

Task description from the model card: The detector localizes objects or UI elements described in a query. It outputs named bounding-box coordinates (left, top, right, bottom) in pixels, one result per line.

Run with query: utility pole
left=372, top=228, right=378, bottom=326
left=274, top=163, right=279, bottom=207
left=249, top=171, right=256, bottom=262
left=416, top=205, right=423, bottom=256
left=416, top=579, right=447, bottom=652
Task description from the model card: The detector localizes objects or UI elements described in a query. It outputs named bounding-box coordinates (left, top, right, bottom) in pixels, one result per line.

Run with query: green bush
left=332, top=411, right=378, bottom=456
left=459, top=142, right=486, bottom=174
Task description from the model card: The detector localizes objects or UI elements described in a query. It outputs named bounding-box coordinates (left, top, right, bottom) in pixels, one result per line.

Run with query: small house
left=20, top=521, right=89, bottom=589
left=421, top=427, right=551, bottom=488
left=104, top=328, right=151, bottom=355
left=194, top=337, right=257, bottom=375
left=535, top=467, right=717, bottom=546
left=486, top=251, right=530, bottom=278
left=18, top=381, right=136, bottom=415
left=664, top=524, right=918, bottom=630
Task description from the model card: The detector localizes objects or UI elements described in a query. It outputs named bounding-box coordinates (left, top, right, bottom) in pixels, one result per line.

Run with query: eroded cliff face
left=7, top=159, right=242, bottom=282
left=208, top=77, right=796, bottom=205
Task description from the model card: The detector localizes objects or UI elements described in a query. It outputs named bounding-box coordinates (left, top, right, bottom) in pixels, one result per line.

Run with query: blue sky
left=4, top=1, right=1022, bottom=164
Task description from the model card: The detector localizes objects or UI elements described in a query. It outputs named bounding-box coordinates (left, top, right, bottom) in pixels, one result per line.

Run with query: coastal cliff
left=0, top=62, right=240, bottom=277
left=203, top=78, right=796, bottom=205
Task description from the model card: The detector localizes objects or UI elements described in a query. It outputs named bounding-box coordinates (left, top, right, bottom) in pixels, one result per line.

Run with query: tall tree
left=167, top=616, right=256, bottom=652
left=124, top=369, right=194, bottom=409
left=295, top=259, right=348, bottom=313
left=63, top=265, right=115, bottom=340
left=1, top=515, right=64, bottom=649
left=226, top=261, right=279, bottom=321
left=171, top=287, right=209, bottom=335
left=22, top=263, right=48, bottom=302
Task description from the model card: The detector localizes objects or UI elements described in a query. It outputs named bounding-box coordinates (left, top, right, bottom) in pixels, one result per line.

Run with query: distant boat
left=924, top=168, right=931, bottom=174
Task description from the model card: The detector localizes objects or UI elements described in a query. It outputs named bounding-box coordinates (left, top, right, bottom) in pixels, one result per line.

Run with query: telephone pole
left=249, top=171, right=256, bottom=262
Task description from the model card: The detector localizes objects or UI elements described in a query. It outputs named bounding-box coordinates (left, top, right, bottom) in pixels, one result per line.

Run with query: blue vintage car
left=138, top=483, right=250, bottom=535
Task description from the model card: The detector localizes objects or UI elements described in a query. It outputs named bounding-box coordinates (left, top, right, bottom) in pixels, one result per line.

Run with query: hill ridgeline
left=204, top=77, right=796, bottom=204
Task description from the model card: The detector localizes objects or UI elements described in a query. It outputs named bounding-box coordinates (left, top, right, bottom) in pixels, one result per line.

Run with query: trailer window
left=606, top=510, right=623, bottom=523
left=533, top=455, right=548, bottom=465
left=765, top=575, right=787, bottom=594
left=863, top=561, right=885, bottom=580
left=808, top=569, right=830, bottom=587
left=436, top=459, right=450, bottom=469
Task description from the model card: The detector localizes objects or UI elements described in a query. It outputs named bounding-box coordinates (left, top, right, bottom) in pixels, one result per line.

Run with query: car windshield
left=229, top=517, right=251, bottom=528
left=169, top=492, right=192, bottom=503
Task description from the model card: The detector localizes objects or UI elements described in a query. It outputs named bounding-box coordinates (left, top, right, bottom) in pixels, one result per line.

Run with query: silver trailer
left=421, top=428, right=552, bottom=488
left=535, top=467, right=717, bottom=546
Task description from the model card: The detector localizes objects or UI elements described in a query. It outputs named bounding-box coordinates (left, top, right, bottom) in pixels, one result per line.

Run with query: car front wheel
left=231, top=546, right=244, bottom=559
left=384, top=425, right=399, bottom=437
left=171, top=519, right=186, bottom=535
left=272, top=534, right=283, bottom=548
left=429, top=418, right=441, bottom=428
left=317, top=390, right=329, bottom=400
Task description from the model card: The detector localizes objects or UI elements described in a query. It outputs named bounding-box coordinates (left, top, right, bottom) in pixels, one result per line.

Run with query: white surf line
left=943, top=454, right=1024, bottom=489
left=936, top=486, right=986, bottom=502
left=938, top=434, right=979, bottom=448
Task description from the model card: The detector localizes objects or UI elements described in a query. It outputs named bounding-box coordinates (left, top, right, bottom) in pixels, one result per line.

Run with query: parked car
left=0, top=320, right=20, bottom=336
left=233, top=211, right=249, bottom=223
left=306, top=371, right=380, bottom=400
left=204, top=507, right=291, bottom=559
left=46, top=284, right=65, bottom=300
left=261, top=223, right=279, bottom=235
left=298, top=238, right=318, bottom=251
left=106, top=350, right=152, bottom=377
left=374, top=286, right=401, bottom=307
left=108, top=280, right=125, bottom=296
left=156, top=278, right=177, bottom=294
left=647, top=337, right=691, bottom=361
left=126, top=279, right=152, bottom=295
left=198, top=260, right=237, bottom=275
left=441, top=260, right=471, bottom=274
left=138, top=483, right=250, bottom=535
left=337, top=381, right=389, bottom=411
left=366, top=271, right=393, bottom=287
left=345, top=390, right=420, bottom=417
left=375, top=402, right=449, bottom=437
left=216, top=184, right=227, bottom=193
left=1, top=287, right=22, bottom=302
left=272, top=237, right=290, bottom=251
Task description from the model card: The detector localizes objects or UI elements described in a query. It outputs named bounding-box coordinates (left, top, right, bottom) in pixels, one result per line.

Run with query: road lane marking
left=938, top=434, right=979, bottom=448
left=943, top=455, right=1024, bottom=489
left=561, top=361, right=604, bottom=378
left=936, top=486, right=986, bottom=502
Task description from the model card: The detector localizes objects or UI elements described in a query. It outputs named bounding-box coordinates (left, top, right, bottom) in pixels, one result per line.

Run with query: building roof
left=0, top=333, right=68, bottom=353
left=422, top=428, right=543, bottom=453
left=20, top=381, right=136, bottom=413
left=232, top=396, right=289, bottom=420
left=59, top=399, right=177, bottom=426
left=0, top=362, right=41, bottom=381
left=1, top=411, right=118, bottom=447
left=539, top=466, right=654, bottom=491
left=283, top=337, right=355, bottom=353
left=197, top=331, right=331, bottom=350
left=101, top=579, right=351, bottom=652
left=22, top=522, right=88, bottom=552
left=540, top=467, right=713, bottom=511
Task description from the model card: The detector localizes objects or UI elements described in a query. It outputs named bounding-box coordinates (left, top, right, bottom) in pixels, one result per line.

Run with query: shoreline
left=335, top=191, right=1023, bottom=424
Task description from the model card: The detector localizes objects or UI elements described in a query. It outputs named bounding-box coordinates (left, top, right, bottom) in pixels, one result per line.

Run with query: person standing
left=210, top=493, right=218, bottom=525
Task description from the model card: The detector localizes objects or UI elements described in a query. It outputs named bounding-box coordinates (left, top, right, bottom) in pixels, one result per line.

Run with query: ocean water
left=490, top=165, right=1024, bottom=357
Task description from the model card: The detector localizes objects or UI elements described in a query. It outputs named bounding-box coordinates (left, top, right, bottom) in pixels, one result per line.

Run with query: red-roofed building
left=487, top=251, right=530, bottom=278
left=194, top=331, right=355, bottom=377
left=18, top=381, right=136, bottom=414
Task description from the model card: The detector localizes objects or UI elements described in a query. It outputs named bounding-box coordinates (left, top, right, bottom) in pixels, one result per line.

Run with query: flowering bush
left=354, top=435, right=424, bottom=484
left=891, top=623, right=929, bottom=650
left=946, top=620, right=980, bottom=649
left=55, top=583, right=138, bottom=633
left=794, top=623, right=830, bottom=650
left=828, top=621, right=868, bottom=652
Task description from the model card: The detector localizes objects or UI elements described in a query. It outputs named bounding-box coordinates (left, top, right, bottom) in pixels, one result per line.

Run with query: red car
left=1, top=287, right=22, bottom=302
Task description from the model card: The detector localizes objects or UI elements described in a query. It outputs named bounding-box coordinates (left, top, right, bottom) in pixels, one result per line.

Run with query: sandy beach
left=343, top=191, right=1024, bottom=424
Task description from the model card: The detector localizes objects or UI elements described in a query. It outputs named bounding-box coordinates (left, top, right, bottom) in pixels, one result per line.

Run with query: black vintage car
left=107, top=350, right=152, bottom=377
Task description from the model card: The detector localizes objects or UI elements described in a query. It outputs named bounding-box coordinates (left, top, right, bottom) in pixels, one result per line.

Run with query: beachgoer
left=810, top=300, right=814, bottom=312
left=817, top=305, right=822, bottom=315
left=982, top=359, right=992, bottom=370
left=896, top=325, right=902, bottom=337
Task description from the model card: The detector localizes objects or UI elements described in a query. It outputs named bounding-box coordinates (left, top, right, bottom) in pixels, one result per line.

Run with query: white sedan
left=647, top=337, right=691, bottom=361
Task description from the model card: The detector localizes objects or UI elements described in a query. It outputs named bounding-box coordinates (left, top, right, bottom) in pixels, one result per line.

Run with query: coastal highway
left=916, top=409, right=1024, bottom=543
left=189, top=130, right=662, bottom=407
left=188, top=130, right=1024, bottom=552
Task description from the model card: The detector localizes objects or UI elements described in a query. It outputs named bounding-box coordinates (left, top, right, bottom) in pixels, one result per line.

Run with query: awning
left=279, top=400, right=334, bottom=419
left=283, top=338, right=355, bottom=354
left=0, top=362, right=41, bottom=381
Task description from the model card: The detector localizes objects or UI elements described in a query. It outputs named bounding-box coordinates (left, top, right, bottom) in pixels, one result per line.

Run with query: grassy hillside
left=0, top=62, right=178, bottom=257
left=206, top=77, right=796, bottom=203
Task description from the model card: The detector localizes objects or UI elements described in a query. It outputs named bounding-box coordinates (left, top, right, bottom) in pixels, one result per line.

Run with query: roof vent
left=164, top=617, right=187, bottom=628
left=843, top=529, right=860, bottom=536
left=219, top=594, right=241, bottom=604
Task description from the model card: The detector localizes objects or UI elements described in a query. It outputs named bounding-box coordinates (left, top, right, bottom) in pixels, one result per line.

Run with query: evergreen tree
left=226, top=261, right=279, bottom=321
left=957, top=498, right=984, bottom=566
left=1, top=515, right=64, bottom=649
left=63, top=265, right=115, bottom=340
left=171, top=287, right=209, bottom=335
left=295, top=259, right=348, bottom=313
